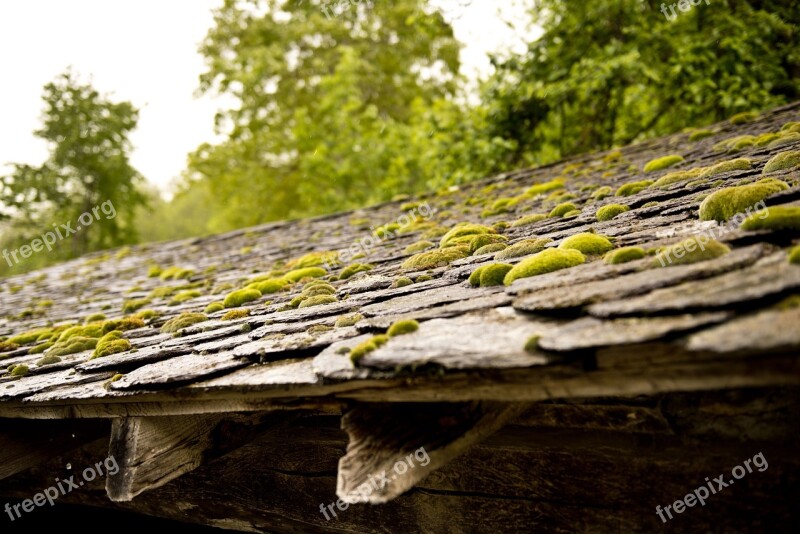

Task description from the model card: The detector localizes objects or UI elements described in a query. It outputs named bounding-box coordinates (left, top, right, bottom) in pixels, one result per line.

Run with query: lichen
left=616, top=180, right=654, bottom=196
left=283, top=267, right=327, bottom=282
left=387, top=319, right=419, bottom=337
left=91, top=331, right=131, bottom=359
left=558, top=233, right=614, bottom=255
left=401, top=246, right=470, bottom=270
left=503, top=249, right=586, bottom=285
left=160, top=312, right=208, bottom=334
left=699, top=158, right=751, bottom=178
left=335, top=313, right=363, bottom=327
left=762, top=150, right=800, bottom=174
left=548, top=202, right=578, bottom=218
left=390, top=276, right=414, bottom=289
left=204, top=302, right=225, bottom=313
left=469, top=263, right=513, bottom=287
left=604, top=246, right=646, bottom=264
left=339, top=263, right=373, bottom=280
left=596, top=204, right=629, bottom=221
left=298, top=295, right=338, bottom=308
left=699, top=178, right=789, bottom=222
left=223, top=288, right=262, bottom=308
left=643, top=155, right=684, bottom=173
left=404, top=240, right=435, bottom=254
left=222, top=309, right=250, bottom=320
left=494, top=238, right=552, bottom=260
left=740, top=206, right=800, bottom=231
left=652, top=238, right=730, bottom=267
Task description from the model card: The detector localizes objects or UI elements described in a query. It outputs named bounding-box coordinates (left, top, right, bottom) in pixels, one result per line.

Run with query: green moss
left=439, top=224, right=496, bottom=248
left=653, top=238, right=730, bottom=267
left=404, top=240, right=435, bottom=254
left=523, top=335, right=540, bottom=353
left=699, top=178, right=789, bottom=222
left=591, top=186, right=613, bottom=201
left=604, top=246, right=646, bottom=264
left=49, top=336, right=99, bottom=356
left=559, top=233, right=614, bottom=255
left=349, top=334, right=390, bottom=363
left=390, top=276, right=414, bottom=289
left=10, top=365, right=29, bottom=377
left=283, top=267, right=327, bottom=282
left=754, top=133, right=781, bottom=147
left=387, top=319, right=420, bottom=337
left=339, top=263, right=373, bottom=280
left=0, top=341, right=20, bottom=353
left=415, top=274, right=433, bottom=282
left=788, top=245, right=800, bottom=265
left=91, top=331, right=131, bottom=359
left=510, top=214, right=547, bottom=227
left=222, top=309, right=250, bottom=320
left=286, top=251, right=339, bottom=269
left=763, top=150, right=800, bottom=174
left=247, top=279, right=288, bottom=294
left=297, top=295, right=338, bottom=308
left=643, top=155, right=684, bottom=173
left=223, top=288, right=262, bottom=308
left=307, top=324, right=334, bottom=335
left=548, top=202, right=578, bottom=218
left=335, top=313, right=363, bottom=327
left=596, top=204, right=629, bottom=221
left=740, top=206, right=800, bottom=231
left=36, top=354, right=61, bottom=366
left=781, top=121, right=800, bottom=132
left=468, top=233, right=507, bottom=253
left=301, top=283, right=336, bottom=297
left=699, top=158, right=752, bottom=178
left=474, top=243, right=508, bottom=255
left=616, top=180, right=654, bottom=196
left=469, top=263, right=514, bottom=287
left=149, top=286, right=177, bottom=298
left=134, top=309, right=158, bottom=320
left=85, top=313, right=107, bottom=323
left=729, top=111, right=758, bottom=124
left=122, top=298, right=151, bottom=314
left=494, top=238, right=552, bottom=260
left=688, top=129, right=714, bottom=142
left=160, top=312, right=208, bottom=334
left=147, top=264, right=162, bottom=277
left=169, top=290, right=202, bottom=306
left=28, top=341, right=55, bottom=354
left=102, top=317, right=145, bottom=334
left=523, top=178, right=564, bottom=198
left=768, top=132, right=800, bottom=148
left=204, top=302, right=225, bottom=313
left=159, top=266, right=195, bottom=281
left=58, top=324, right=104, bottom=342
left=503, top=249, right=586, bottom=285
left=401, top=246, right=469, bottom=270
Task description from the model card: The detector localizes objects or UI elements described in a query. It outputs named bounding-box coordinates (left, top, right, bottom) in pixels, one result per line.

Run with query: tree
left=1, top=71, right=146, bottom=262
left=481, top=0, right=800, bottom=166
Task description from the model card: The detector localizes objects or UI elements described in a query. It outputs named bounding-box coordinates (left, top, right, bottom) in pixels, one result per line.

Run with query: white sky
left=0, top=0, right=530, bottom=193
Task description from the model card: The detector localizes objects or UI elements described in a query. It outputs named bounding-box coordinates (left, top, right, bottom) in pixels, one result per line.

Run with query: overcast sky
left=0, top=0, right=530, bottom=193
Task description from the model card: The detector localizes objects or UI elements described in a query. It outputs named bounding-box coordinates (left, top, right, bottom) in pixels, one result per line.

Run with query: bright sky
left=0, top=0, right=530, bottom=193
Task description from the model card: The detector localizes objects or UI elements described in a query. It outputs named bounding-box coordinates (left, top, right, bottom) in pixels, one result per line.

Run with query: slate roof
left=1, top=102, right=799, bottom=417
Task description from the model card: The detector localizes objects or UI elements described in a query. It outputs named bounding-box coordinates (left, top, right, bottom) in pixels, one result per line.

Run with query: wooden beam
left=336, top=401, right=529, bottom=503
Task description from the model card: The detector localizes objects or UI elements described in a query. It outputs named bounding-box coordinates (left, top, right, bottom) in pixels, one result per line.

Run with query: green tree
left=1, top=71, right=146, bottom=264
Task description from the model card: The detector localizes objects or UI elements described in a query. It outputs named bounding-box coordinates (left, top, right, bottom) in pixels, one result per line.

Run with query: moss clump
left=469, top=233, right=508, bottom=253
left=643, top=155, right=684, bottom=173
left=122, top=298, right=151, bottom=314
left=285, top=251, right=339, bottom=269
left=10, top=365, right=29, bottom=377
left=652, top=238, right=730, bottom=268
left=300, top=283, right=336, bottom=298
left=298, top=295, right=338, bottom=308
left=36, top=354, right=62, bottom=366
left=85, top=313, right=107, bottom=323
left=604, top=246, right=646, bottom=264
left=169, top=290, right=202, bottom=306
left=699, top=158, right=752, bottom=178
left=503, top=249, right=586, bottom=285
left=474, top=243, right=508, bottom=255
left=100, top=317, right=144, bottom=334
left=91, top=331, right=131, bottom=359
left=204, top=302, right=225, bottom=313
left=548, top=202, right=578, bottom=218
left=349, top=334, right=390, bottom=363
left=390, top=276, right=414, bottom=289
left=160, top=312, right=208, bottom=334
left=469, top=263, right=514, bottom=287
left=335, top=313, right=363, bottom=327
left=729, top=111, right=758, bottom=124
left=559, top=233, right=614, bottom=255
left=159, top=266, right=195, bottom=281
left=135, top=309, right=158, bottom=320
left=401, top=246, right=469, bottom=271
left=523, top=335, right=541, bottom=353
left=616, top=180, right=654, bottom=196
left=222, top=309, right=250, bottom=321
left=591, top=186, right=613, bottom=201
left=439, top=224, right=496, bottom=248
left=788, top=245, right=800, bottom=265
left=58, top=324, right=104, bottom=342
left=49, top=336, right=99, bottom=356
left=283, top=267, right=327, bottom=282
left=147, top=265, right=162, bottom=277
left=699, top=178, right=789, bottom=222
left=223, top=288, right=262, bottom=308
left=28, top=341, right=55, bottom=354
left=247, top=279, right=288, bottom=294
left=494, top=238, right=552, bottom=260
left=652, top=167, right=705, bottom=188
left=339, top=263, right=373, bottom=280
left=689, top=129, right=714, bottom=142
left=510, top=214, right=547, bottom=228
left=387, top=319, right=420, bottom=337
left=754, top=133, right=781, bottom=147
left=740, top=206, right=800, bottom=232
left=0, top=341, right=20, bottom=353
left=769, top=132, right=800, bottom=149
left=763, top=150, right=800, bottom=174
left=523, top=178, right=564, bottom=198
left=596, top=204, right=629, bottom=221
left=404, top=240, right=435, bottom=254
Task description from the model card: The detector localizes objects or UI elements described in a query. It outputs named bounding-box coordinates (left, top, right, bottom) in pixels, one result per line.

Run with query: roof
left=1, top=102, right=799, bottom=420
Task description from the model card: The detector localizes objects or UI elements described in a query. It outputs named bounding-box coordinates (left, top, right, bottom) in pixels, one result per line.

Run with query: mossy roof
left=1, top=102, right=800, bottom=415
